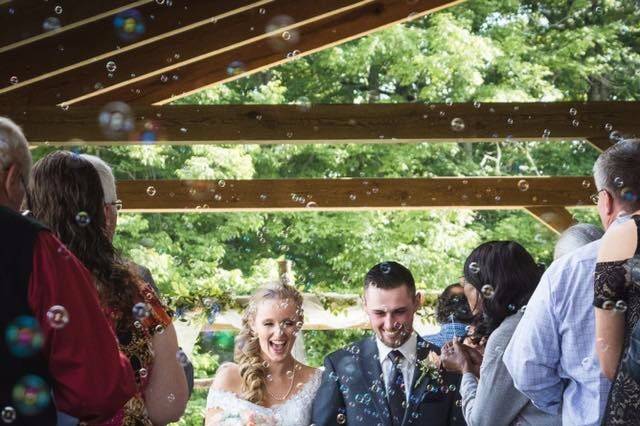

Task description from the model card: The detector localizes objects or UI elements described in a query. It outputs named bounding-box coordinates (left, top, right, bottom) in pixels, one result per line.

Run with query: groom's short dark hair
left=364, top=261, right=416, bottom=295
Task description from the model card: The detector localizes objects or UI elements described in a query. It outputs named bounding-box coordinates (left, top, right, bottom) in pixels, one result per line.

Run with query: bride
left=205, top=282, right=321, bottom=425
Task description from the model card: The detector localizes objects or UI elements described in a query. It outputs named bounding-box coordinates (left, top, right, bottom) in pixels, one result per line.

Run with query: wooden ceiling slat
left=115, top=177, right=595, bottom=212
left=0, top=0, right=264, bottom=93
left=3, top=102, right=636, bottom=145
left=1, top=0, right=465, bottom=107
left=0, top=0, right=147, bottom=49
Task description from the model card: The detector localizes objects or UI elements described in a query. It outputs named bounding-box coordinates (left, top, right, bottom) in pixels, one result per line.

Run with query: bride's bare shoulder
left=297, top=363, right=321, bottom=382
left=211, top=362, right=243, bottom=394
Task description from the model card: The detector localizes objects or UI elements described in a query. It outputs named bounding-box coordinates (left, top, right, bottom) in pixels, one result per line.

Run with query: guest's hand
left=440, top=339, right=471, bottom=374
left=460, top=343, right=483, bottom=377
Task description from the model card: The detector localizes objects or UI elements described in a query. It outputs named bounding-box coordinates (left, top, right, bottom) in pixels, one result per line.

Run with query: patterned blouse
left=93, top=277, right=172, bottom=426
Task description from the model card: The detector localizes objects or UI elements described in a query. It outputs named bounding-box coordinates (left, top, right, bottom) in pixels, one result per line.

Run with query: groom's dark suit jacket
left=311, top=335, right=465, bottom=426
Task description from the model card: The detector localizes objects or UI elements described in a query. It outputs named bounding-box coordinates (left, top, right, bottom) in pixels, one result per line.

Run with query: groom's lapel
left=357, top=336, right=391, bottom=422
left=403, top=336, right=436, bottom=424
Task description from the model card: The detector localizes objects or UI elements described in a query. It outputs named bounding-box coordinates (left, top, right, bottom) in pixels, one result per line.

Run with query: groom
left=312, top=261, right=464, bottom=426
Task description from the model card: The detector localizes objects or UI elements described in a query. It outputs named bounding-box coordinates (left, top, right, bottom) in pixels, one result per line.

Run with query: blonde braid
left=235, top=281, right=304, bottom=404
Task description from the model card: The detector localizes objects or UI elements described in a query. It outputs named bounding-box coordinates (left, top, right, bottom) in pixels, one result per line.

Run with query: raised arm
left=594, top=220, right=637, bottom=380
left=502, top=273, right=562, bottom=415
left=143, top=323, right=189, bottom=424
left=29, top=233, right=136, bottom=422
left=460, top=331, right=530, bottom=426
left=311, top=356, right=345, bottom=426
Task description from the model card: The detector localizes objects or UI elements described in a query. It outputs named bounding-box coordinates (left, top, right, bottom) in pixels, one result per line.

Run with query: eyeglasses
left=590, top=189, right=607, bottom=205
left=105, top=200, right=123, bottom=211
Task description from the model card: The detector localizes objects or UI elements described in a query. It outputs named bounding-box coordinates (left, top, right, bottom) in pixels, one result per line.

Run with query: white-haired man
left=503, top=142, right=640, bottom=425
left=0, top=117, right=136, bottom=424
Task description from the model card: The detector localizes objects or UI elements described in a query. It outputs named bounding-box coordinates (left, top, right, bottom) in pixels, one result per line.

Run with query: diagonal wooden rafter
left=524, top=206, right=577, bottom=235
left=115, top=177, right=595, bottom=213
left=0, top=0, right=264, bottom=92
left=0, top=0, right=466, bottom=107
left=3, top=102, right=637, bottom=145
left=0, top=0, right=149, bottom=49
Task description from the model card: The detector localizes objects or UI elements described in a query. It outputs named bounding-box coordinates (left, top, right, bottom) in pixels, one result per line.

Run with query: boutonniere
left=415, top=352, right=443, bottom=388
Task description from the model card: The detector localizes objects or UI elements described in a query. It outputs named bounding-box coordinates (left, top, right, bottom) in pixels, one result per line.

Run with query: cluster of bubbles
left=601, top=299, right=628, bottom=313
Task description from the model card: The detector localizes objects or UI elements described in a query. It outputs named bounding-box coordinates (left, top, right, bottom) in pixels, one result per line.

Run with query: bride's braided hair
left=235, top=281, right=304, bottom=404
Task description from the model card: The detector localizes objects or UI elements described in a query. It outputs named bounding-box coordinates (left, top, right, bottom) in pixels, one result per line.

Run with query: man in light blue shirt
left=503, top=238, right=611, bottom=425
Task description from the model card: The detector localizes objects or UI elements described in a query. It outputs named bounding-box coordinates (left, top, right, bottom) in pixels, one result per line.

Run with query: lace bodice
left=206, top=370, right=322, bottom=426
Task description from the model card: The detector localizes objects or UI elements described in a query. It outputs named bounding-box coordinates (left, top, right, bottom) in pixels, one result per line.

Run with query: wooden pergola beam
left=524, top=206, right=577, bottom=235
left=0, top=0, right=465, bottom=106
left=115, top=176, right=595, bottom=212
left=4, top=102, right=637, bottom=145
left=0, top=0, right=262, bottom=93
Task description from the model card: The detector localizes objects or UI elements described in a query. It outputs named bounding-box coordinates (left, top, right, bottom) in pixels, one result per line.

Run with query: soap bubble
left=132, top=302, right=150, bottom=320
left=468, top=262, right=480, bottom=274
left=98, top=102, right=134, bottom=140
left=450, top=118, right=465, bottom=132
left=75, top=211, right=91, bottom=227
left=42, top=17, right=61, bottom=32
left=11, top=375, right=50, bottom=415
left=266, top=15, right=299, bottom=51
left=113, top=9, right=146, bottom=42
left=481, top=285, right=495, bottom=298
left=5, top=316, right=43, bottom=358
left=46, top=305, right=69, bottom=329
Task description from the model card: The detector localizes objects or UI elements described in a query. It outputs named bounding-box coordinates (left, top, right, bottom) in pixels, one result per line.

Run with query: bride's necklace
left=265, top=363, right=297, bottom=401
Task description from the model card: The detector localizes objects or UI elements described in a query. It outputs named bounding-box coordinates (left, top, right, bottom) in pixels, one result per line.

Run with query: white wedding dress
left=206, top=370, right=322, bottom=426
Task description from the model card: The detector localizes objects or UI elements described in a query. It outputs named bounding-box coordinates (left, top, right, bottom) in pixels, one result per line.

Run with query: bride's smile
left=253, top=299, right=301, bottom=363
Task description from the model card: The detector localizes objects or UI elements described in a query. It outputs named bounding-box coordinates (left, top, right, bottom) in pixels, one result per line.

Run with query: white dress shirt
left=376, top=332, right=417, bottom=401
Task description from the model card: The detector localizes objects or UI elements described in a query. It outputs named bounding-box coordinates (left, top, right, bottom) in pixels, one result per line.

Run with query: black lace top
left=593, top=215, right=640, bottom=425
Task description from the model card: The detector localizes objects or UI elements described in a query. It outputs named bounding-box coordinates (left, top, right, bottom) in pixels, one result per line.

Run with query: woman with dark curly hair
left=28, top=151, right=188, bottom=425
left=441, top=241, right=560, bottom=426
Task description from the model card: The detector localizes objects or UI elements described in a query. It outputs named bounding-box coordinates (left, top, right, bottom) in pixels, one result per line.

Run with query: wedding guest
left=54, top=154, right=195, bottom=426
left=554, top=223, right=603, bottom=260
left=441, top=241, right=561, bottom=426
left=503, top=161, right=621, bottom=426
left=592, top=139, right=640, bottom=424
left=0, top=117, right=136, bottom=424
left=205, top=282, right=320, bottom=426
left=424, top=283, right=473, bottom=348
left=81, top=153, right=195, bottom=392
left=312, top=261, right=464, bottom=426
left=28, top=151, right=188, bottom=425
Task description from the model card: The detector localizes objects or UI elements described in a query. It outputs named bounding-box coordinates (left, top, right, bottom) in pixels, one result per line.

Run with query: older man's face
left=1, top=164, right=27, bottom=212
